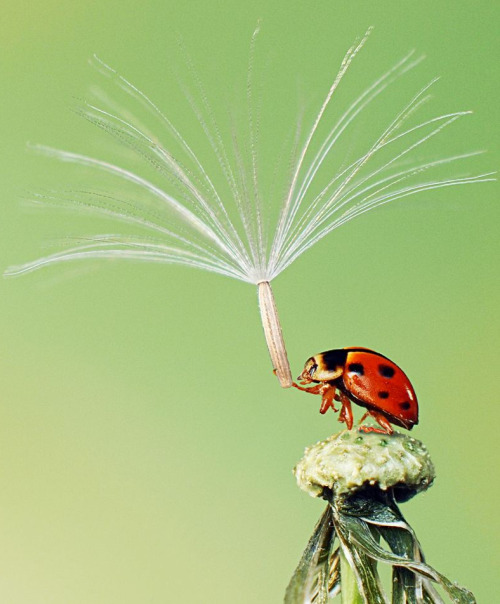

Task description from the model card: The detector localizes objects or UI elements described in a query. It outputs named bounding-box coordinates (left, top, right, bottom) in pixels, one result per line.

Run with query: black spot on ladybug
left=322, top=349, right=348, bottom=371
left=379, top=364, right=395, bottom=378
left=347, top=363, right=364, bottom=376
left=378, top=391, right=390, bottom=399
left=399, top=402, right=411, bottom=410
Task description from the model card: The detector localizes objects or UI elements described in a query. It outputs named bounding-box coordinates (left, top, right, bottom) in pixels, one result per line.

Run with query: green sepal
left=334, top=507, right=386, bottom=604
left=341, top=514, right=476, bottom=604
left=284, top=506, right=335, bottom=604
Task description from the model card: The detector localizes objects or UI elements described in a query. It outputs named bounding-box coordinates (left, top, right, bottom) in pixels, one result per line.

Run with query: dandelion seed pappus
left=5, top=26, right=494, bottom=391
left=293, top=347, right=418, bottom=434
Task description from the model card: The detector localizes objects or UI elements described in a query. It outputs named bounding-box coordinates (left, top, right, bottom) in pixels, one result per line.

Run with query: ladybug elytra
left=293, top=347, right=418, bottom=434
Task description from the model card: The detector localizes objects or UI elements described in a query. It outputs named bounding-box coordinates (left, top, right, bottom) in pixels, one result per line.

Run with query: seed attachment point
left=257, top=281, right=293, bottom=388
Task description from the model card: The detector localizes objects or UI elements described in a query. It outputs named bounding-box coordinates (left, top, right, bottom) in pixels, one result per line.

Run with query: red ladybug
left=293, top=347, right=418, bottom=434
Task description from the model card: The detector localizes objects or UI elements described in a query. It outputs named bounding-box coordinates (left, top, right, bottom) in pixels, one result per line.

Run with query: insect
left=293, top=347, right=418, bottom=434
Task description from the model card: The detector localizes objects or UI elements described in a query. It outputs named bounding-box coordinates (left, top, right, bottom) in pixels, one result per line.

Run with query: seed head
left=294, top=429, right=435, bottom=500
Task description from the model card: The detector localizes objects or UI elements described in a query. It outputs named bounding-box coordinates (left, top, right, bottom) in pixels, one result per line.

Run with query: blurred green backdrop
left=1, top=1, right=498, bottom=602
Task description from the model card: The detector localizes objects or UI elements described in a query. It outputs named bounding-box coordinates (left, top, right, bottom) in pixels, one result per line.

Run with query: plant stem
left=340, top=548, right=364, bottom=604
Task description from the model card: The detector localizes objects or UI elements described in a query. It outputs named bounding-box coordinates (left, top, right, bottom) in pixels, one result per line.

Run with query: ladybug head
left=298, top=357, right=319, bottom=383
left=299, top=351, right=345, bottom=383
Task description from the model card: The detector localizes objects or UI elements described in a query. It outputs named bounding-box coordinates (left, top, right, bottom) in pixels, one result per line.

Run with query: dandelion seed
left=6, top=27, right=494, bottom=388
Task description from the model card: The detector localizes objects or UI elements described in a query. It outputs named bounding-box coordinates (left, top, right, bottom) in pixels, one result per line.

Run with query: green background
left=1, top=1, right=498, bottom=602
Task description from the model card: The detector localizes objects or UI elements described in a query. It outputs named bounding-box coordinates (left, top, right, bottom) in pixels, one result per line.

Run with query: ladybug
left=292, top=347, right=418, bottom=434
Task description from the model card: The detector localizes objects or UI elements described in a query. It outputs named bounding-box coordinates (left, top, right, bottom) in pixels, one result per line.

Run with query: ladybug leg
left=358, top=411, right=370, bottom=425
left=292, top=380, right=340, bottom=415
left=359, top=410, right=394, bottom=435
left=319, top=384, right=338, bottom=414
left=338, top=394, right=353, bottom=430
left=292, top=382, right=323, bottom=395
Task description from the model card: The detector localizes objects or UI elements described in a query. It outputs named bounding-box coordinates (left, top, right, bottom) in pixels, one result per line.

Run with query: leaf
left=310, top=548, right=341, bottom=602
left=284, top=505, right=335, bottom=604
left=341, top=515, right=476, bottom=604
left=379, top=525, right=421, bottom=604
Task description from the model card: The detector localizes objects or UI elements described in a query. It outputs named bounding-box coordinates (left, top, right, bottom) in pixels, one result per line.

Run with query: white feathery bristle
left=5, top=28, right=494, bottom=385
